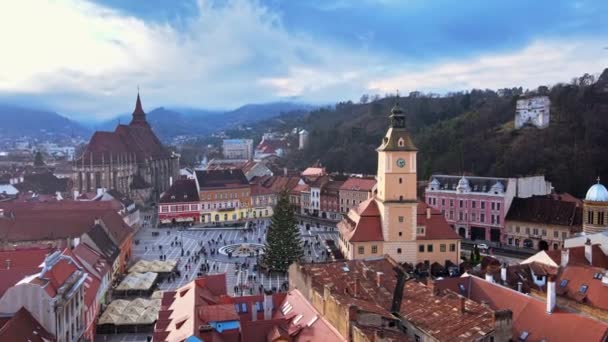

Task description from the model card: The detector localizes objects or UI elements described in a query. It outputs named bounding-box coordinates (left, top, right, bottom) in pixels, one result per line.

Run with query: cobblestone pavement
left=130, top=218, right=340, bottom=296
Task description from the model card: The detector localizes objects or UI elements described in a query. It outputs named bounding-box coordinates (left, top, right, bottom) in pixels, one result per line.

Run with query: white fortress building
left=515, top=95, right=550, bottom=129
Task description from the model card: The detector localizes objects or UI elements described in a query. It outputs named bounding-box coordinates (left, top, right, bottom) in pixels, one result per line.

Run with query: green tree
left=262, top=192, right=303, bottom=272
left=33, top=151, right=45, bottom=167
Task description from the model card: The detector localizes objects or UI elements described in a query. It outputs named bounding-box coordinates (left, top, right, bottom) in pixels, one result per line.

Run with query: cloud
left=0, top=0, right=605, bottom=120
left=367, top=39, right=608, bottom=94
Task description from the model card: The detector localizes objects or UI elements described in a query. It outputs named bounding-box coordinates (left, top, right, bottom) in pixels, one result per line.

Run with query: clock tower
left=376, top=102, right=418, bottom=262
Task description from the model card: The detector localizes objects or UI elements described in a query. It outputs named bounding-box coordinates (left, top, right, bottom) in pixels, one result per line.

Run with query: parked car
left=477, top=243, right=489, bottom=250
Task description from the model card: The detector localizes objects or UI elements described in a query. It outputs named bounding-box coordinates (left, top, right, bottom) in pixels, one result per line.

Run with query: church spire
left=130, top=91, right=148, bottom=126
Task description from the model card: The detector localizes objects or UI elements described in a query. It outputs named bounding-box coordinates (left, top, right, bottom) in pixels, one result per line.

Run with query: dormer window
left=398, top=138, right=405, bottom=147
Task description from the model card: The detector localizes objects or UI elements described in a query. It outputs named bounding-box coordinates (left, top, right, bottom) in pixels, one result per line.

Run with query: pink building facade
left=425, top=175, right=552, bottom=244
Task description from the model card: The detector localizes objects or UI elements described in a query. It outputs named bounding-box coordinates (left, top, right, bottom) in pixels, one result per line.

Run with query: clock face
left=396, top=158, right=406, bottom=168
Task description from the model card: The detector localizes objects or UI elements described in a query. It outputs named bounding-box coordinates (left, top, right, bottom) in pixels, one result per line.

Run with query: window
left=471, top=213, right=476, bottom=222
left=491, top=202, right=495, bottom=210
left=371, top=245, right=378, bottom=254
left=449, top=211, right=454, bottom=220
left=415, top=335, right=421, bottom=342
left=255, top=302, right=263, bottom=312
left=481, top=201, right=485, bottom=209
left=516, top=226, right=520, bottom=233
left=450, top=244, right=456, bottom=252
left=497, top=203, right=501, bottom=211
left=399, top=178, right=402, bottom=184
left=594, top=272, right=603, bottom=280
left=398, top=216, right=404, bottom=223
left=525, top=227, right=530, bottom=234
left=241, top=303, right=248, bottom=313
left=459, top=200, right=463, bottom=208
left=419, top=245, right=425, bottom=252
left=441, top=199, right=445, bottom=206
left=450, top=200, right=454, bottom=207
left=399, top=232, right=403, bottom=236
left=496, top=215, right=500, bottom=225
left=397, top=248, right=402, bottom=254
left=161, top=206, right=168, bottom=213
left=440, top=244, right=446, bottom=252
left=416, top=227, right=425, bottom=235
left=472, top=201, right=476, bottom=208
left=358, top=246, right=364, bottom=254
left=579, top=284, right=589, bottom=294
left=480, top=213, right=485, bottom=223
left=533, top=228, right=539, bottom=236
left=459, top=212, right=463, bottom=221
left=427, top=244, right=433, bottom=252
left=588, top=211, right=594, bottom=224
left=542, top=229, right=547, bottom=236
left=562, top=232, right=568, bottom=239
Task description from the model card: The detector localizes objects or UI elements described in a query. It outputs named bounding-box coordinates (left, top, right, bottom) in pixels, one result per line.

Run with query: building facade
left=196, top=169, right=251, bottom=223
left=339, top=177, right=376, bottom=214
left=515, top=95, right=550, bottom=129
left=72, top=94, right=179, bottom=201
left=158, top=179, right=201, bottom=225
left=337, top=103, right=461, bottom=266
left=504, top=194, right=582, bottom=250
left=0, top=251, right=87, bottom=342
left=425, top=175, right=552, bottom=243
left=222, top=139, right=254, bottom=160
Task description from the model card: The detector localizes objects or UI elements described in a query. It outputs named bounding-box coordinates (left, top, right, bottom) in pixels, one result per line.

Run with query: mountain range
left=0, top=102, right=316, bottom=141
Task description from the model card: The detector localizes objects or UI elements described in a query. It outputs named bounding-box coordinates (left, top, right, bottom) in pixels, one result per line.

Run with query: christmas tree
left=262, top=191, right=303, bottom=272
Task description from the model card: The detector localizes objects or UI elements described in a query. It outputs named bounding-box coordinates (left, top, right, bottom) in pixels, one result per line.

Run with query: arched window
left=399, top=178, right=402, bottom=184
left=398, top=138, right=405, bottom=147
left=214, top=214, right=219, bottom=222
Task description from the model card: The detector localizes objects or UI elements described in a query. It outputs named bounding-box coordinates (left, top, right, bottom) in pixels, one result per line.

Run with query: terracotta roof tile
left=0, top=307, right=55, bottom=341
left=340, top=177, right=376, bottom=192
left=338, top=198, right=384, bottom=242
left=160, top=179, right=200, bottom=203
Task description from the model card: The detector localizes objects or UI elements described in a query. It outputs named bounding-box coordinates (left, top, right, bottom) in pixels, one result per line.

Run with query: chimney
left=585, top=239, right=593, bottom=265
left=169, top=176, right=173, bottom=187
left=460, top=297, right=466, bottom=314
left=517, top=282, right=523, bottom=293
left=561, top=249, right=570, bottom=267
left=500, top=263, right=507, bottom=283
left=376, top=272, right=384, bottom=288
left=283, top=167, right=288, bottom=176
left=73, top=190, right=79, bottom=201
left=391, top=266, right=407, bottom=313
left=546, top=275, right=556, bottom=314
left=485, top=272, right=494, bottom=283
left=263, top=292, right=273, bottom=320
left=494, top=309, right=513, bottom=341
left=94, top=217, right=102, bottom=226
left=426, top=207, right=431, bottom=219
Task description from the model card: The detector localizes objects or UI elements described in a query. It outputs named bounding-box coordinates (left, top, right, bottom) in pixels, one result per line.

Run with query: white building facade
left=222, top=139, right=254, bottom=160
left=515, top=96, right=550, bottom=129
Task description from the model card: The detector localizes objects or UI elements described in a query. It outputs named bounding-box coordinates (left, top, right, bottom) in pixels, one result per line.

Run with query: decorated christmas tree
left=262, top=191, right=303, bottom=272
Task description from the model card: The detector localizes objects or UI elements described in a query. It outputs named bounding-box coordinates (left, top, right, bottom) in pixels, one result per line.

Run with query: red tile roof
left=0, top=248, right=52, bottom=297
left=0, top=201, right=133, bottom=247
left=294, top=257, right=496, bottom=341
left=340, top=177, right=376, bottom=192
left=416, top=202, right=461, bottom=240
left=338, top=198, right=384, bottom=242
left=0, top=307, right=55, bottom=341
left=160, top=179, right=200, bottom=203
left=199, top=304, right=239, bottom=323
left=437, top=275, right=608, bottom=342
left=506, top=195, right=582, bottom=229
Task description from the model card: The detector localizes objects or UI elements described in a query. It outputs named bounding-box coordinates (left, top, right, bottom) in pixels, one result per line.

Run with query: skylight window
left=281, top=303, right=293, bottom=315
left=579, top=284, right=589, bottom=294
left=458, top=283, right=466, bottom=294
left=560, top=279, right=568, bottom=288
left=520, top=331, right=529, bottom=341
left=594, top=272, right=603, bottom=280
left=293, top=314, right=303, bottom=325
left=307, top=315, right=318, bottom=327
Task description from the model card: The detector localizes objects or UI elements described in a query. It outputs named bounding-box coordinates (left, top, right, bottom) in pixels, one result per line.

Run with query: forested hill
left=255, top=69, right=608, bottom=198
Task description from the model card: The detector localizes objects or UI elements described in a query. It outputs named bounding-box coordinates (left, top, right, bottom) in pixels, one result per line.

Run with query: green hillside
left=250, top=70, right=608, bottom=198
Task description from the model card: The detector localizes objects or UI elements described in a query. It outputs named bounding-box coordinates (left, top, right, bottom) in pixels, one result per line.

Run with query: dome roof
left=586, top=182, right=608, bottom=202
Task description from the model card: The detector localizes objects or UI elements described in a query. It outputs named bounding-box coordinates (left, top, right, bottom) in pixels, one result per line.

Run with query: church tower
left=376, top=101, right=418, bottom=262
left=130, top=92, right=149, bottom=127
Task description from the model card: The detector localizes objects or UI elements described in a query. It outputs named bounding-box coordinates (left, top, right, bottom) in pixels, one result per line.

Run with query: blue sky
left=0, top=0, right=606, bottom=120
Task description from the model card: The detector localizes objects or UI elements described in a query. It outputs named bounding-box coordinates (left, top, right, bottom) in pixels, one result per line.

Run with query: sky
left=0, top=0, right=607, bottom=120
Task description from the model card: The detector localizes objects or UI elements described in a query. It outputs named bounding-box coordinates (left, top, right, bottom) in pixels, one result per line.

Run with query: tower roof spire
left=130, top=91, right=148, bottom=126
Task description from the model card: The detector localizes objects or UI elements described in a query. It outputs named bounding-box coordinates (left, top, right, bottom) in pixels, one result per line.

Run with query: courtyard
left=129, top=218, right=340, bottom=296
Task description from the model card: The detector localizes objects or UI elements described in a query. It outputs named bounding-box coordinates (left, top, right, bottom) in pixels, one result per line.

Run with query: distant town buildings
left=72, top=93, right=179, bottom=202
left=515, top=95, right=550, bottom=129
left=425, top=175, right=552, bottom=243
left=337, top=103, right=461, bottom=267
left=222, top=139, right=254, bottom=160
